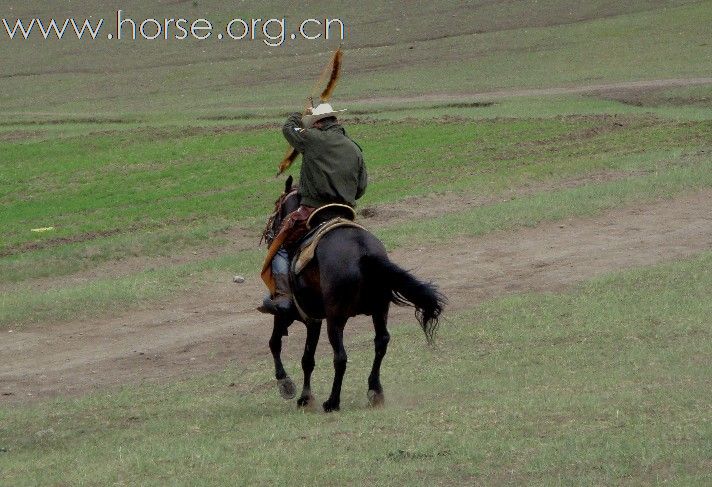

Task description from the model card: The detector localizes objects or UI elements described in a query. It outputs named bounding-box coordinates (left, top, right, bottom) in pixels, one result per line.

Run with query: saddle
left=290, top=204, right=365, bottom=275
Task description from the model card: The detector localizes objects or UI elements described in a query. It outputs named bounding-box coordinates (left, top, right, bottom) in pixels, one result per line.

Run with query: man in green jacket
left=258, top=103, right=367, bottom=316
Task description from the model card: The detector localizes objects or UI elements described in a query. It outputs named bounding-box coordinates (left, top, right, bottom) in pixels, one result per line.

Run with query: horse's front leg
left=297, top=320, right=322, bottom=408
left=269, top=315, right=296, bottom=399
left=323, top=316, right=348, bottom=412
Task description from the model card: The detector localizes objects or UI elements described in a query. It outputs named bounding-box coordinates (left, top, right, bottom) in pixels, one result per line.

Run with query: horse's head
left=262, top=175, right=300, bottom=246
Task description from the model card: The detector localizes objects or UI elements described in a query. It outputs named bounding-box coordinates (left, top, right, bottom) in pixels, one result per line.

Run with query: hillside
left=1, top=0, right=710, bottom=117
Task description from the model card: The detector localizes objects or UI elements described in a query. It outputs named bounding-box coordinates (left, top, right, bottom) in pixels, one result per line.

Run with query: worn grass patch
left=377, top=151, right=712, bottom=249
left=1, top=252, right=710, bottom=485
left=599, top=83, right=712, bottom=109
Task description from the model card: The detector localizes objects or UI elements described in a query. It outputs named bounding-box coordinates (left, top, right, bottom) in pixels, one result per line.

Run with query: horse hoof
left=277, top=378, right=296, bottom=400
left=322, top=400, right=340, bottom=412
left=297, top=395, right=315, bottom=409
left=367, top=389, right=385, bottom=407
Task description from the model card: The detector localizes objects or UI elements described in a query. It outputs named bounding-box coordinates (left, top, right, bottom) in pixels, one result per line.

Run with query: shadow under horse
left=264, top=176, right=446, bottom=412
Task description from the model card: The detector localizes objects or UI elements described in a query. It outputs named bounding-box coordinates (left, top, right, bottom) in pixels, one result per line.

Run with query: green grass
left=2, top=252, right=710, bottom=485
left=0, top=117, right=712, bottom=328
left=2, top=115, right=709, bottom=280
left=2, top=146, right=710, bottom=328
left=0, top=248, right=263, bottom=327
left=0, top=222, right=237, bottom=283
left=2, top=114, right=710, bottom=327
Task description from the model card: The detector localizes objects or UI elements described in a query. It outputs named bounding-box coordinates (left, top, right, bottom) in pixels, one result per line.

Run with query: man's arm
left=282, top=112, right=310, bottom=153
left=355, top=154, right=367, bottom=200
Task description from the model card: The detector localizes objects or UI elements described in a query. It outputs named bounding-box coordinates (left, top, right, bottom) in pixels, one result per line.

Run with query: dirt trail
left=2, top=191, right=711, bottom=403
left=349, top=77, right=712, bottom=106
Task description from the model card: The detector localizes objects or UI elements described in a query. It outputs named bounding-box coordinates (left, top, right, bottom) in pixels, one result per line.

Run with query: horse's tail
left=362, top=255, right=446, bottom=344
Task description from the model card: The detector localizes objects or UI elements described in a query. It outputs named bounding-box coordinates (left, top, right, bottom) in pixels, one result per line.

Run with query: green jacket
left=282, top=113, right=367, bottom=208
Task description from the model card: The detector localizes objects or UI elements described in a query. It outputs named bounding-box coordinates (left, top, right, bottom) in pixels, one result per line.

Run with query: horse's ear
left=285, top=175, right=293, bottom=193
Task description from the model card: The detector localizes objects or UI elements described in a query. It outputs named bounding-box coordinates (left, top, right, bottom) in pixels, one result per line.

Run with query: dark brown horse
left=265, top=176, right=445, bottom=411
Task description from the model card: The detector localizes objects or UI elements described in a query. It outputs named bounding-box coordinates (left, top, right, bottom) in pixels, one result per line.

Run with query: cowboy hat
left=302, top=102, right=347, bottom=127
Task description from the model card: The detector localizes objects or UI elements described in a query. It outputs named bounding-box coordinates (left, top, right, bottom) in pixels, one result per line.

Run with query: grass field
left=2, top=115, right=710, bottom=326
left=1, top=1, right=711, bottom=485
left=1, top=254, right=710, bottom=485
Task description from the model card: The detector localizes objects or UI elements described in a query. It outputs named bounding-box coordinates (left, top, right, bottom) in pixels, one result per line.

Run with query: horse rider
left=258, top=103, right=368, bottom=316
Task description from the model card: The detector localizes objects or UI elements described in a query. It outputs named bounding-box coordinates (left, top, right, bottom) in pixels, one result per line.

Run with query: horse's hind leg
left=368, top=306, right=390, bottom=407
left=323, top=315, right=348, bottom=412
left=297, top=320, right=322, bottom=408
left=269, top=315, right=296, bottom=400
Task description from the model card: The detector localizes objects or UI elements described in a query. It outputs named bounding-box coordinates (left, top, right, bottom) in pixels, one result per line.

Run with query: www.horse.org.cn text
left=1, top=10, right=346, bottom=46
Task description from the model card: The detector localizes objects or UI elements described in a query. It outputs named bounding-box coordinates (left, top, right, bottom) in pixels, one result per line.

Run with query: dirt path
left=348, top=77, right=712, bottom=106
left=2, top=191, right=711, bottom=403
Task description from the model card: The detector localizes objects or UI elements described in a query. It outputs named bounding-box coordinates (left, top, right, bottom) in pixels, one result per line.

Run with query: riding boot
left=257, top=273, right=295, bottom=317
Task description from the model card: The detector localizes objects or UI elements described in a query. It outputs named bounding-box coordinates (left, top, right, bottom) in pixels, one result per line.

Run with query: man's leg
left=258, top=205, right=314, bottom=317
left=258, top=248, right=294, bottom=316
left=272, top=248, right=289, bottom=275
left=271, top=248, right=293, bottom=311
